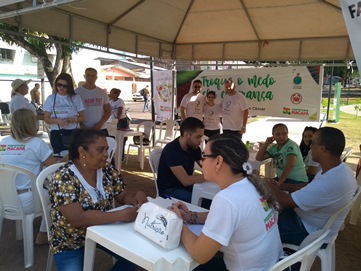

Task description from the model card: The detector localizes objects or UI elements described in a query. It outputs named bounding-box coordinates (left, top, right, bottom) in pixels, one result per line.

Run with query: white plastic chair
left=149, top=148, right=163, bottom=197
left=35, top=162, right=65, bottom=271
left=106, top=137, right=117, bottom=163
left=126, top=121, right=155, bottom=166
left=154, top=120, right=179, bottom=148
left=0, top=163, right=42, bottom=268
left=270, top=229, right=330, bottom=271
left=350, top=172, right=361, bottom=225
left=283, top=186, right=360, bottom=271
left=340, top=147, right=353, bottom=162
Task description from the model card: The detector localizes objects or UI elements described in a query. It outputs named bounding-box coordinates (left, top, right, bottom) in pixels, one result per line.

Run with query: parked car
left=132, top=92, right=144, bottom=101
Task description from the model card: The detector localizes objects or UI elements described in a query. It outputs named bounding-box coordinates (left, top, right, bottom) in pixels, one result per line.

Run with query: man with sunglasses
left=75, top=67, right=111, bottom=135
left=221, top=79, right=249, bottom=138
left=180, top=80, right=206, bottom=121
left=157, top=117, right=205, bottom=203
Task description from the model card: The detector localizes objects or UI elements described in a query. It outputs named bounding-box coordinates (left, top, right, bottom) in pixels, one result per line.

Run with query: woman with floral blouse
left=48, top=128, right=147, bottom=271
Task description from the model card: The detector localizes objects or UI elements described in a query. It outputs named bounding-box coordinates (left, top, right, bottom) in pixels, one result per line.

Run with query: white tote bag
left=134, top=201, right=183, bottom=250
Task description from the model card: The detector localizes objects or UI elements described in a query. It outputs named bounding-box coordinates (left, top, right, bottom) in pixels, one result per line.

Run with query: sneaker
left=35, top=232, right=48, bottom=245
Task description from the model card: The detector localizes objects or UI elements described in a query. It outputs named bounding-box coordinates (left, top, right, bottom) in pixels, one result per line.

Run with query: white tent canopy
left=0, top=0, right=354, bottom=62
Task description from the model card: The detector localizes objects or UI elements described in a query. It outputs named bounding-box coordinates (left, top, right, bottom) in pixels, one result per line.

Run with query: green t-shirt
left=266, top=139, right=308, bottom=183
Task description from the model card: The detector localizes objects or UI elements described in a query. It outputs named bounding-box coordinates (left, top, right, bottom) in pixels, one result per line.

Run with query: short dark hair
left=180, top=117, right=204, bottom=136
left=85, top=67, right=97, bottom=74
left=272, top=123, right=288, bottom=134
left=193, top=80, right=202, bottom=85
left=69, top=129, right=106, bottom=160
left=207, top=91, right=216, bottom=97
left=316, top=127, right=345, bottom=157
left=110, top=88, right=121, bottom=97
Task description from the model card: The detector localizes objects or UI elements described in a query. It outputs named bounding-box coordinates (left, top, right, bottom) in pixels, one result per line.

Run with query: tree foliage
left=0, top=23, right=82, bottom=87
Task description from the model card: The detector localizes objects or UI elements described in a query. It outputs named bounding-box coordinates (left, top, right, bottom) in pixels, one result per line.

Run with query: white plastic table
left=114, top=129, right=143, bottom=170
left=83, top=198, right=205, bottom=271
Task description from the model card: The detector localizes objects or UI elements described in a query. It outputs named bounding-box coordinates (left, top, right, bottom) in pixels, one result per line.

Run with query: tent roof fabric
left=0, top=0, right=354, bottom=61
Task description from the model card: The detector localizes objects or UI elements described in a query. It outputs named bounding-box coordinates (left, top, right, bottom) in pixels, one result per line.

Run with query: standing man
left=268, top=127, right=358, bottom=246
left=30, top=83, right=41, bottom=105
left=157, top=117, right=205, bottom=203
left=221, top=79, right=249, bottom=138
left=75, top=67, right=111, bottom=135
left=180, top=80, right=206, bottom=121
left=141, top=85, right=150, bottom=112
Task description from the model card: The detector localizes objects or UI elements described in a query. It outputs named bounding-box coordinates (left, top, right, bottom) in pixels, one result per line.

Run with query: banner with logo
left=176, top=66, right=322, bottom=120
left=340, top=0, right=361, bottom=72
left=153, top=70, right=173, bottom=122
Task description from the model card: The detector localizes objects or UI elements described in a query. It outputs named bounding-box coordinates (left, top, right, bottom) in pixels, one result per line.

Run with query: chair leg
left=125, top=145, right=131, bottom=165
left=46, top=249, right=54, bottom=271
left=350, top=194, right=361, bottom=225
left=23, top=215, right=35, bottom=268
left=16, top=220, right=23, bottom=240
left=319, top=242, right=335, bottom=271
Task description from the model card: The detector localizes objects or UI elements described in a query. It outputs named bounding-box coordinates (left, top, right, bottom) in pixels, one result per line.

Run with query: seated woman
left=48, top=128, right=147, bottom=271
left=170, top=134, right=282, bottom=271
left=0, top=108, right=59, bottom=245
left=256, top=123, right=308, bottom=184
left=300, top=126, right=320, bottom=181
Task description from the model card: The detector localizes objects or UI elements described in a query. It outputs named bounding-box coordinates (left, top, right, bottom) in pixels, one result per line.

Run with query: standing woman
left=203, top=91, right=222, bottom=138
left=170, top=134, right=282, bottom=271
left=44, top=73, right=85, bottom=154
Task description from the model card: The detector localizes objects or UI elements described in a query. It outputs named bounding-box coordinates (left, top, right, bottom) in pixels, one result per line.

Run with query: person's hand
left=132, top=191, right=148, bottom=208
left=169, top=201, right=190, bottom=221
left=265, top=136, right=275, bottom=145
left=93, top=122, right=103, bottom=130
left=240, top=126, right=246, bottom=134
left=119, top=207, right=138, bottom=222
left=57, top=118, right=67, bottom=127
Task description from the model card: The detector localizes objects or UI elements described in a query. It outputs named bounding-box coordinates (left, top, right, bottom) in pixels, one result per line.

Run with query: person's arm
left=170, top=165, right=204, bottom=186
left=266, top=179, right=298, bottom=208
left=65, top=110, right=85, bottom=125
left=180, top=106, right=187, bottom=120
left=43, top=111, right=67, bottom=127
left=114, top=188, right=147, bottom=207
left=255, top=136, right=273, bottom=161
left=241, top=108, right=249, bottom=134
left=94, top=103, right=111, bottom=130
left=277, top=154, right=297, bottom=184
left=117, top=106, right=124, bottom=120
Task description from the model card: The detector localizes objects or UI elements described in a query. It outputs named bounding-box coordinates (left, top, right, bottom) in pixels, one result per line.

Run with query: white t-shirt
left=203, top=103, right=222, bottom=130
left=292, top=163, right=357, bottom=242
left=0, top=136, right=53, bottom=190
left=180, top=92, right=206, bottom=120
left=202, top=178, right=282, bottom=271
left=10, top=93, right=37, bottom=115
left=221, top=92, right=248, bottom=131
left=304, top=149, right=320, bottom=169
left=43, top=93, right=85, bottom=130
left=75, top=86, right=109, bottom=128
left=109, top=98, right=125, bottom=120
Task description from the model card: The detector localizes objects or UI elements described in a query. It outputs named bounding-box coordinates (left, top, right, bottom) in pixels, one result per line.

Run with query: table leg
left=140, top=136, right=144, bottom=169
left=115, top=133, right=125, bottom=170
left=83, top=238, right=96, bottom=271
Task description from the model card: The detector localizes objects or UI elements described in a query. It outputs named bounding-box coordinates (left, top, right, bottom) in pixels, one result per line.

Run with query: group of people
left=180, top=79, right=249, bottom=139
left=0, top=70, right=359, bottom=271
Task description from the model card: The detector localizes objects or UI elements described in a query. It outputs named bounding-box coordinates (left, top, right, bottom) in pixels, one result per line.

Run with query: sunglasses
left=56, top=83, right=69, bottom=89
left=193, top=86, right=202, bottom=89
left=201, top=152, right=217, bottom=161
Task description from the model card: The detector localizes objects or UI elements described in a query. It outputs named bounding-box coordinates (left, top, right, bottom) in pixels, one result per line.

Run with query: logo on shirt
left=0, top=144, right=26, bottom=155
left=84, top=98, right=103, bottom=106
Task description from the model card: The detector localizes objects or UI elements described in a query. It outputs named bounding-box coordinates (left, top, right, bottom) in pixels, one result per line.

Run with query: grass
left=323, top=111, right=361, bottom=171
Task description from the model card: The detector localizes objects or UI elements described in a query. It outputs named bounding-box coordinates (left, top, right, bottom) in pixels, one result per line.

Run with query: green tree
left=0, top=23, right=82, bottom=87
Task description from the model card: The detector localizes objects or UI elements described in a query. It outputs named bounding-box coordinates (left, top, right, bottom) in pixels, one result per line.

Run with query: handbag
left=134, top=201, right=183, bottom=250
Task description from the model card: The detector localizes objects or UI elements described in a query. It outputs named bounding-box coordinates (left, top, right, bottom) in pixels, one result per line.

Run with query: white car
left=132, top=92, right=144, bottom=101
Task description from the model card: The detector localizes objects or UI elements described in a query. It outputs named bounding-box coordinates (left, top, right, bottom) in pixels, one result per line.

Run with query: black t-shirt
left=157, top=138, right=201, bottom=193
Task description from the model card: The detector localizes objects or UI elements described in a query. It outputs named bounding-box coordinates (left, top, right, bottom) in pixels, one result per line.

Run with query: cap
left=11, top=78, right=31, bottom=93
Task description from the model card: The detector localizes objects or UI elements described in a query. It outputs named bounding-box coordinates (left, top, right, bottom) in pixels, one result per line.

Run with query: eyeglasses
left=201, top=152, right=217, bottom=161
left=56, top=83, right=69, bottom=89
left=193, top=86, right=202, bottom=89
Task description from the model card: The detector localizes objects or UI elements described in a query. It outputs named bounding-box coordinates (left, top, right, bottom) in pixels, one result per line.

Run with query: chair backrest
left=149, top=148, right=163, bottom=197
left=157, top=120, right=179, bottom=141
left=0, top=163, right=41, bottom=220
left=35, top=163, right=65, bottom=238
left=270, top=229, right=330, bottom=271
left=340, top=147, right=353, bottom=162
left=137, top=121, right=155, bottom=144
left=106, top=137, right=117, bottom=162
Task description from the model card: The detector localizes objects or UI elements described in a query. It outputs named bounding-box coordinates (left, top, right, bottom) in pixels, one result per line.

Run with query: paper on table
left=147, top=197, right=203, bottom=236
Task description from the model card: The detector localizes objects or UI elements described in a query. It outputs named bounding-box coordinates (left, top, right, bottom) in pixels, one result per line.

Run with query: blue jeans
left=54, top=245, right=137, bottom=271
left=50, top=129, right=74, bottom=154
left=143, top=97, right=149, bottom=111
left=222, top=130, right=242, bottom=140
left=278, top=208, right=309, bottom=246
left=161, top=187, right=192, bottom=203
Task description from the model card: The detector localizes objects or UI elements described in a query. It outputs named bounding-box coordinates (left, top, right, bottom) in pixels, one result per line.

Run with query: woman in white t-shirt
left=203, top=91, right=222, bottom=138
left=0, top=108, right=58, bottom=245
left=170, top=134, right=282, bottom=271
left=44, top=73, right=85, bottom=154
